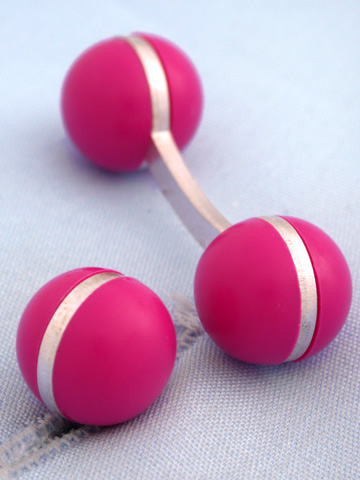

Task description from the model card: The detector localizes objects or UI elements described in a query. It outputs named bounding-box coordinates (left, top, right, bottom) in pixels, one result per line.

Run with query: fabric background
left=0, top=1, right=359, bottom=478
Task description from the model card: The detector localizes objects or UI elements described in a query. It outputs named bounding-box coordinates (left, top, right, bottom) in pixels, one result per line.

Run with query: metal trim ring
left=37, top=271, right=122, bottom=414
left=259, top=216, right=318, bottom=362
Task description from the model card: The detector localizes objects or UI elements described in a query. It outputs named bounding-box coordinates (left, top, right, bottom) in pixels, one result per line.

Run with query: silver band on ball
left=259, top=216, right=318, bottom=362
left=37, top=271, right=122, bottom=415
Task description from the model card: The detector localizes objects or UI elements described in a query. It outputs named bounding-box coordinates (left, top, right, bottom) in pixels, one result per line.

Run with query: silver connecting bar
left=125, top=35, right=231, bottom=249
left=125, top=35, right=318, bottom=363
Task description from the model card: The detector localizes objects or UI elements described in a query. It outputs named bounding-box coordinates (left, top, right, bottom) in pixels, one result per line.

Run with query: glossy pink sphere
left=194, top=217, right=352, bottom=364
left=61, top=34, right=203, bottom=171
left=16, top=268, right=177, bottom=425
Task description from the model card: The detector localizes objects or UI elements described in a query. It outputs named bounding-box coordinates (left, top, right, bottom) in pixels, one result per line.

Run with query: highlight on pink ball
left=194, top=216, right=352, bottom=365
left=16, top=268, right=177, bottom=426
left=61, top=33, right=203, bottom=171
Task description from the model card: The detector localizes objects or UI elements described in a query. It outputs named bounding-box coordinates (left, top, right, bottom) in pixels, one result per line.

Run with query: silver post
left=126, top=35, right=231, bottom=249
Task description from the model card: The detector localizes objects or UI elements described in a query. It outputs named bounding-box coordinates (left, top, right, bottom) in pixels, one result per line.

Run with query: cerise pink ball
left=194, top=216, right=352, bottom=364
left=16, top=268, right=176, bottom=425
left=61, top=34, right=203, bottom=171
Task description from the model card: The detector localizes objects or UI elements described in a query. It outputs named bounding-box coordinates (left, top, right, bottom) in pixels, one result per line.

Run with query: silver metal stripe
left=259, top=216, right=318, bottom=362
left=37, top=271, right=122, bottom=415
left=125, top=35, right=170, bottom=132
left=125, top=35, right=231, bottom=248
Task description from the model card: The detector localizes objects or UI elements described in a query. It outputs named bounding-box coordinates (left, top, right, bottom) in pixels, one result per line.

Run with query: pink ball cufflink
left=61, top=34, right=202, bottom=172
left=16, top=268, right=176, bottom=426
left=17, top=33, right=352, bottom=426
left=195, top=217, right=351, bottom=364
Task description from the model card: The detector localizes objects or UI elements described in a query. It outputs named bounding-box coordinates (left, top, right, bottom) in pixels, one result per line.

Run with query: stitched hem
left=0, top=413, right=98, bottom=478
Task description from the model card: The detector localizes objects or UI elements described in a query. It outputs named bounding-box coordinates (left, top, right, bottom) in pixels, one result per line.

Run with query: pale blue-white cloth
left=0, top=1, right=359, bottom=478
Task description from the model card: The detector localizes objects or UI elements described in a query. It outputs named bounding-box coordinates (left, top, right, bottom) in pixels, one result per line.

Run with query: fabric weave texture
left=0, top=1, right=359, bottom=478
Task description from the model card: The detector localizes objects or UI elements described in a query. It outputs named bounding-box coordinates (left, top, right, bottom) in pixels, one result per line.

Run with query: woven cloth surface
left=0, top=1, right=359, bottom=478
